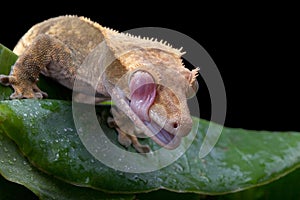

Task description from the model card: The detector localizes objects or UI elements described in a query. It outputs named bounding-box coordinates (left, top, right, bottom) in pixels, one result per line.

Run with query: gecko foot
left=0, top=75, right=48, bottom=99
left=130, top=135, right=150, bottom=154
left=107, top=116, right=150, bottom=153
left=32, top=84, right=48, bottom=98
left=117, top=128, right=150, bottom=153
left=9, top=87, right=48, bottom=99
left=9, top=91, right=46, bottom=99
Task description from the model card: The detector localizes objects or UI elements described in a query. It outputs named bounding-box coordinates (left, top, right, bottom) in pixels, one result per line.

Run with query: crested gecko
left=0, top=15, right=199, bottom=153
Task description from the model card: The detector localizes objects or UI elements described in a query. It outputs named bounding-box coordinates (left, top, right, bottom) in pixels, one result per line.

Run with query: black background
left=0, top=2, right=298, bottom=132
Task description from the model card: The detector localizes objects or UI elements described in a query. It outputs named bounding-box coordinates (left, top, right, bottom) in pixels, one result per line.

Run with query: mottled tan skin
left=0, top=15, right=199, bottom=153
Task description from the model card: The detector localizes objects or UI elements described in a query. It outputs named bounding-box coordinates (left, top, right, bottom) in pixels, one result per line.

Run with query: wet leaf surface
left=1, top=99, right=300, bottom=195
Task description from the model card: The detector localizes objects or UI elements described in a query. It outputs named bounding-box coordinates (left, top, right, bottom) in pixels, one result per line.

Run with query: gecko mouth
left=144, top=120, right=175, bottom=145
left=129, top=71, right=178, bottom=148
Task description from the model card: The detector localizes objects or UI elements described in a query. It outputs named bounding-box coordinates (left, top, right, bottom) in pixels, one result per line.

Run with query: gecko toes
left=0, top=75, right=11, bottom=86
left=34, top=92, right=44, bottom=99
left=117, top=129, right=133, bottom=147
left=133, top=144, right=151, bottom=154
left=38, top=91, right=48, bottom=98
left=107, top=116, right=117, bottom=128
left=10, top=92, right=23, bottom=99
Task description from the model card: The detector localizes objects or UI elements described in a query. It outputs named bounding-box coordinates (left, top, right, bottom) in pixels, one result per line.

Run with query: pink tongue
left=129, top=71, right=156, bottom=122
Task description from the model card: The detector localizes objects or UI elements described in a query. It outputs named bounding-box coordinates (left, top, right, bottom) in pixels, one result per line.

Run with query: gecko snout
left=163, top=113, right=192, bottom=137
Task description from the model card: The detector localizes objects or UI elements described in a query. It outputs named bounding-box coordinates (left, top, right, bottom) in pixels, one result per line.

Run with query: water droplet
left=85, top=177, right=90, bottom=184
left=23, top=113, right=27, bottom=117
left=0, top=160, right=4, bottom=163
left=90, top=159, right=95, bottom=163
left=3, top=147, right=8, bottom=152
left=23, top=161, right=28, bottom=166
left=156, top=177, right=163, bottom=183
left=173, top=163, right=184, bottom=172
left=54, top=153, right=60, bottom=161
left=171, top=178, right=178, bottom=184
left=131, top=175, right=148, bottom=184
left=64, top=127, right=74, bottom=132
left=8, top=169, right=12, bottom=173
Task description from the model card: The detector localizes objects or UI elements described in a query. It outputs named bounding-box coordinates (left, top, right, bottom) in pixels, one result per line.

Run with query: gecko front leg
left=108, top=106, right=151, bottom=153
left=0, top=34, right=76, bottom=99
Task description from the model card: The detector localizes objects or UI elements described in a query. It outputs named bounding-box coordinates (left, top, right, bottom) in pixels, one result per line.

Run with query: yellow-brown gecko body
left=0, top=15, right=199, bottom=153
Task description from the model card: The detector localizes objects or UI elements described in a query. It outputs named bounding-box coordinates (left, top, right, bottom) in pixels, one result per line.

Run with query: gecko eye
left=186, top=80, right=199, bottom=99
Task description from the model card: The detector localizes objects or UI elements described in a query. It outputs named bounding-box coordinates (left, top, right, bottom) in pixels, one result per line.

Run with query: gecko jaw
left=129, top=70, right=181, bottom=149
left=143, top=120, right=182, bottom=149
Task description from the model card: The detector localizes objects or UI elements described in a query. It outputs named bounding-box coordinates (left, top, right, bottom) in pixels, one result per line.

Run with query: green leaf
left=0, top=125, right=134, bottom=200
left=1, top=99, right=300, bottom=195
left=0, top=44, right=16, bottom=100
left=217, top=164, right=300, bottom=200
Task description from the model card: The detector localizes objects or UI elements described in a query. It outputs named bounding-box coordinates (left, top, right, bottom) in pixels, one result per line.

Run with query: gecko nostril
left=173, top=122, right=179, bottom=129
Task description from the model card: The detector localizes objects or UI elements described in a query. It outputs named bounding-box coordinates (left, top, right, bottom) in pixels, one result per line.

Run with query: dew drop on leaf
left=131, top=175, right=148, bottom=184
left=85, top=177, right=90, bottom=184
left=173, top=163, right=184, bottom=173
left=54, top=153, right=60, bottom=161
left=3, top=147, right=8, bottom=152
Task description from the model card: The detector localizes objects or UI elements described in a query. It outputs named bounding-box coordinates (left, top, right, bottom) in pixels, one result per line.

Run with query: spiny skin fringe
left=79, top=16, right=186, bottom=56
left=191, top=67, right=200, bottom=84
left=109, top=29, right=185, bottom=56
left=42, top=15, right=185, bottom=56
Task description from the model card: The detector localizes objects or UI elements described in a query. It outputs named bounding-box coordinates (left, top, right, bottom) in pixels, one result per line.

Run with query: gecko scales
left=0, top=15, right=199, bottom=153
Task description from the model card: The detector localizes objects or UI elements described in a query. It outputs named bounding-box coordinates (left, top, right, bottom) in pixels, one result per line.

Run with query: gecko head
left=128, top=66, right=199, bottom=149
left=101, top=28, right=200, bottom=150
